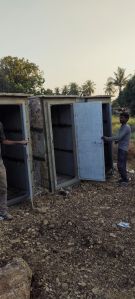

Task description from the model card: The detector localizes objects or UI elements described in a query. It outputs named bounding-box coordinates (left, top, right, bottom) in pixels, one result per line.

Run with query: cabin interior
left=50, top=102, right=112, bottom=187
left=51, top=104, right=76, bottom=186
left=0, top=104, right=30, bottom=205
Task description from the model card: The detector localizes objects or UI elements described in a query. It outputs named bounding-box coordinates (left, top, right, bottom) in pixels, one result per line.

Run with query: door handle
left=93, top=141, right=102, bottom=145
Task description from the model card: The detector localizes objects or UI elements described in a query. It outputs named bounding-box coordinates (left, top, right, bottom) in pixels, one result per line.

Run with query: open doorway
left=51, top=104, right=77, bottom=187
left=0, top=104, right=31, bottom=205
left=102, top=103, right=113, bottom=173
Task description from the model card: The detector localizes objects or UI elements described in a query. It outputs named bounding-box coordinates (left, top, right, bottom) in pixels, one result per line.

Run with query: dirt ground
left=1, top=164, right=135, bottom=299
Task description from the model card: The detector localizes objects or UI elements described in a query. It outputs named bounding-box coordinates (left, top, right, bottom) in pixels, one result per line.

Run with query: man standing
left=0, top=122, right=28, bottom=220
left=102, top=112, right=131, bottom=186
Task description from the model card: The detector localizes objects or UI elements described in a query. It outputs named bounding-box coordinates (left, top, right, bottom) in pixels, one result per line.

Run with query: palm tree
left=110, top=67, right=130, bottom=95
left=81, top=80, right=96, bottom=96
left=104, top=78, right=116, bottom=96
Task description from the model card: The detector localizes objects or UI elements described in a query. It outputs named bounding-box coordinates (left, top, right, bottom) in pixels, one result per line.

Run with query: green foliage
left=68, top=82, right=80, bottom=95
left=61, top=85, right=69, bottom=95
left=0, top=56, right=45, bottom=94
left=131, top=132, right=135, bottom=140
left=112, top=115, right=121, bottom=133
left=54, top=87, right=60, bottom=95
left=112, top=99, right=120, bottom=108
left=117, top=75, right=135, bottom=115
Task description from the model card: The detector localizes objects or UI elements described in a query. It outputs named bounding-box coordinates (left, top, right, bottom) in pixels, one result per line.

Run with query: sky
left=0, top=0, right=135, bottom=94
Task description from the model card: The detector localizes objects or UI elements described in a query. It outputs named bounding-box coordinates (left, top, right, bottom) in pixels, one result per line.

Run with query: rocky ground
left=0, top=166, right=135, bottom=299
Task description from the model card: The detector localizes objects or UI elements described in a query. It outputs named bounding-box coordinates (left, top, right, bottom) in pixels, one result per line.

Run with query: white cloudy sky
left=0, top=0, right=135, bottom=93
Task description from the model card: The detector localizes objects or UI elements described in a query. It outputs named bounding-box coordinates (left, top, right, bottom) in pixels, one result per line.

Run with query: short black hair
left=120, top=112, right=129, bottom=120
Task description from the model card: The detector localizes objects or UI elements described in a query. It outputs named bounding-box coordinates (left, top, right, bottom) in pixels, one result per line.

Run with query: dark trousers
left=117, top=148, right=128, bottom=182
left=0, top=162, right=7, bottom=215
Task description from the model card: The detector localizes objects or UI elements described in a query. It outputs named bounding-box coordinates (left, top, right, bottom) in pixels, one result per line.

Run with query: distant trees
left=60, top=81, right=96, bottom=96
left=52, top=81, right=96, bottom=96
left=67, top=82, right=80, bottom=95
left=0, top=55, right=96, bottom=97
left=54, top=87, right=60, bottom=95
left=61, top=85, right=69, bottom=95
left=43, top=88, right=53, bottom=95
left=0, top=56, right=45, bottom=94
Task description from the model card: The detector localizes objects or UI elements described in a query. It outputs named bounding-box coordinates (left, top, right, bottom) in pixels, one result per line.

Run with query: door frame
left=21, top=102, right=33, bottom=202
left=42, top=101, right=80, bottom=192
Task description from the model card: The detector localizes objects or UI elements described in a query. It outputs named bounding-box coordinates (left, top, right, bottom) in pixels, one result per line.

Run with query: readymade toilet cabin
left=0, top=93, right=33, bottom=205
left=29, top=95, right=113, bottom=192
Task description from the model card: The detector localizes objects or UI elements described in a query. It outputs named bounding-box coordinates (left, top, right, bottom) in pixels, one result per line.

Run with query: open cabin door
left=73, top=102, right=105, bottom=181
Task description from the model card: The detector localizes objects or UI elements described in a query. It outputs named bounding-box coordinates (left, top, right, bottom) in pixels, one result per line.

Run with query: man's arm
left=102, top=134, right=119, bottom=142
left=2, top=140, right=28, bottom=145
left=102, top=126, right=129, bottom=142
left=102, top=135, right=119, bottom=142
left=0, top=123, right=28, bottom=146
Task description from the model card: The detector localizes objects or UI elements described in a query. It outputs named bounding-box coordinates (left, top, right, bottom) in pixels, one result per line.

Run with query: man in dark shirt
left=0, top=122, right=28, bottom=220
left=102, top=112, right=131, bottom=186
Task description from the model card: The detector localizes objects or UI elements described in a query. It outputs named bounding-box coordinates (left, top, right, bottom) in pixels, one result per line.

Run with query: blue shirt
left=104, top=124, right=131, bottom=151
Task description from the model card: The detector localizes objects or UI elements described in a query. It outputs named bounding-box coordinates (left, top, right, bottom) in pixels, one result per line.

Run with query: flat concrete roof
left=0, top=93, right=31, bottom=97
left=0, top=93, right=111, bottom=101
left=30, top=95, right=111, bottom=99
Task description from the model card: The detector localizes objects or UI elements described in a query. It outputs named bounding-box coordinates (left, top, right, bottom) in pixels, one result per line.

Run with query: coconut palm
left=110, top=67, right=130, bottom=95
left=104, top=78, right=116, bottom=96
left=81, top=80, right=96, bottom=96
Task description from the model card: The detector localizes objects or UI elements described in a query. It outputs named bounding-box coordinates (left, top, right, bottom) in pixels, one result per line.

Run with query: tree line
left=0, top=56, right=96, bottom=96
left=0, top=56, right=135, bottom=114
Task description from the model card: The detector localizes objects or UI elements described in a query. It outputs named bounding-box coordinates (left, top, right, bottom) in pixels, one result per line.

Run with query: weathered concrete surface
left=31, top=131, right=46, bottom=158
left=29, top=98, right=50, bottom=190
left=0, top=258, right=32, bottom=299
left=29, top=98, right=44, bottom=129
left=33, top=160, right=49, bottom=188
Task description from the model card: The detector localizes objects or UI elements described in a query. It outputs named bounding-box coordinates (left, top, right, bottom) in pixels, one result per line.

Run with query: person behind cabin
left=0, top=122, right=28, bottom=220
left=102, top=112, right=131, bottom=185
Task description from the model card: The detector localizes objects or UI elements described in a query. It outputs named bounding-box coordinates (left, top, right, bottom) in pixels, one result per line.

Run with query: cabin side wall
left=29, top=96, right=112, bottom=192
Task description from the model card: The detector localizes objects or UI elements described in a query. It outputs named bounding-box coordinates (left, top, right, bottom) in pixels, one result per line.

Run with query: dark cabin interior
left=51, top=104, right=76, bottom=185
left=0, top=105, right=30, bottom=204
